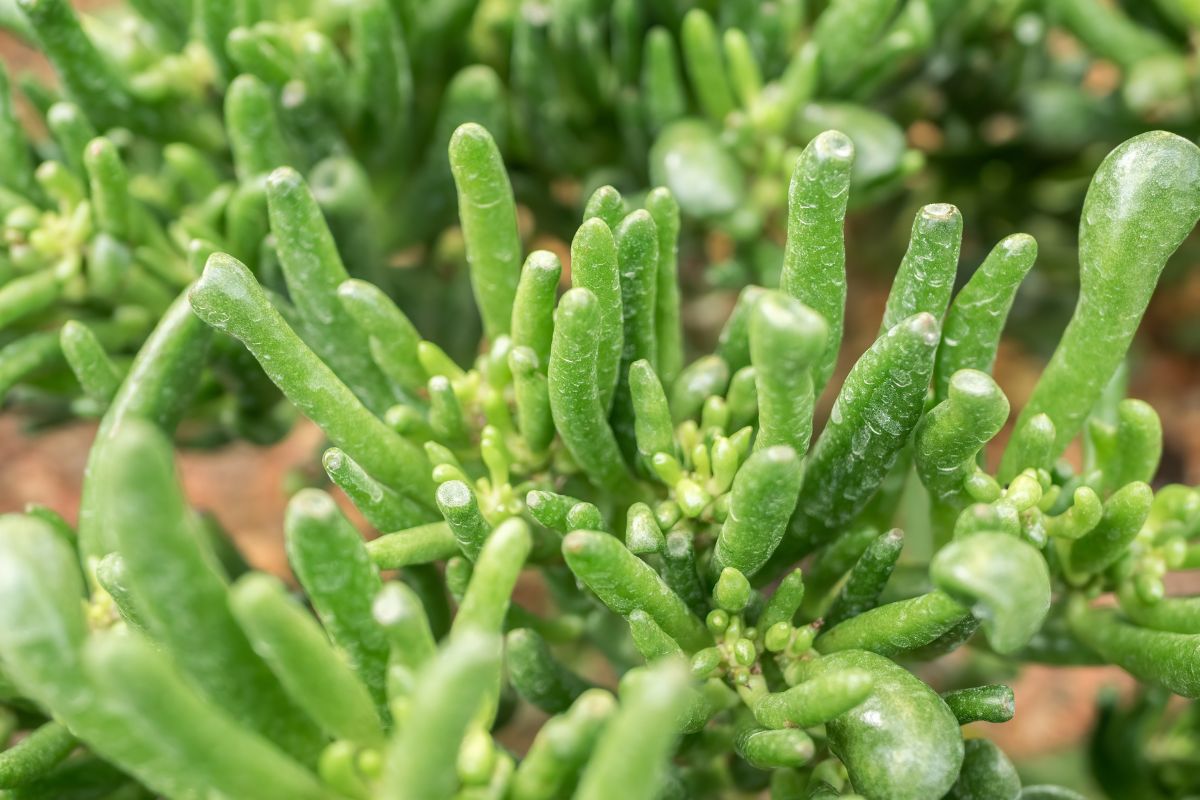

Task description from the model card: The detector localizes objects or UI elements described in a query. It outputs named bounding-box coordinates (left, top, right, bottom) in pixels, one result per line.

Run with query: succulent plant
left=0, top=121, right=1198, bottom=798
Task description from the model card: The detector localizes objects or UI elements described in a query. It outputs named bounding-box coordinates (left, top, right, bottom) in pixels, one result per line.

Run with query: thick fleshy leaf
left=648, top=119, right=745, bottom=219
left=931, top=532, right=1051, bottom=654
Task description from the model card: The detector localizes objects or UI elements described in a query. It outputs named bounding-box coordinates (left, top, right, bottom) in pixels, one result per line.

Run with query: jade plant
left=3, top=120, right=1200, bottom=799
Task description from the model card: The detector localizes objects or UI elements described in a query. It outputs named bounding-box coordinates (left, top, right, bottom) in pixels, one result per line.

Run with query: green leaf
left=931, top=532, right=1051, bottom=654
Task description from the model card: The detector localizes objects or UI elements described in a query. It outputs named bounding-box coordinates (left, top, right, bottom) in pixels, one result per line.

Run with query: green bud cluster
left=1, top=76, right=1200, bottom=800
